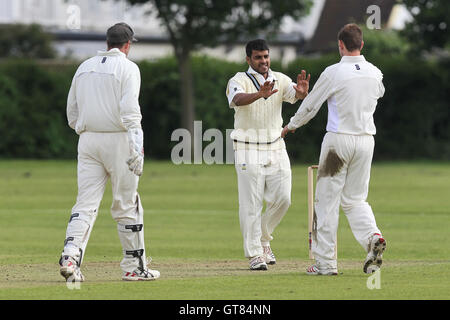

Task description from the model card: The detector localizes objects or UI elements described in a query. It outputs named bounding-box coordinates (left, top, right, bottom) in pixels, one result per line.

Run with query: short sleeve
left=226, top=76, right=246, bottom=107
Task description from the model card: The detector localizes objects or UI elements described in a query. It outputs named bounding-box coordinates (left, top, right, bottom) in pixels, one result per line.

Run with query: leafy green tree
left=126, top=0, right=311, bottom=137
left=0, top=24, right=56, bottom=59
left=361, top=26, right=410, bottom=60
left=401, top=0, right=450, bottom=54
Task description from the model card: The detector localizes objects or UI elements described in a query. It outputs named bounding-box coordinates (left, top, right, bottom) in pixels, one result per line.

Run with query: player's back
left=324, top=56, right=384, bottom=135
left=73, top=49, right=136, bottom=133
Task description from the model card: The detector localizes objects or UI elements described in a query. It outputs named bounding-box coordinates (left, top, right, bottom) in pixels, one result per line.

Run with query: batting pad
left=117, top=196, right=146, bottom=273
left=63, top=210, right=98, bottom=265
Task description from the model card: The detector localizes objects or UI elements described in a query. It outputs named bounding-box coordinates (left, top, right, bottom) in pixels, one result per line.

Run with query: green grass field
left=0, top=160, right=449, bottom=300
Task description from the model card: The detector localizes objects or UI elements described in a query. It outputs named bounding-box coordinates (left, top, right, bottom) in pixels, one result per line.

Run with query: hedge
left=0, top=55, right=448, bottom=162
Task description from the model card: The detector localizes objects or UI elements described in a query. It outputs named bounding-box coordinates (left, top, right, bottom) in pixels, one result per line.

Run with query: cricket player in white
left=59, top=23, right=160, bottom=282
left=282, top=24, right=387, bottom=275
left=226, top=39, right=310, bottom=270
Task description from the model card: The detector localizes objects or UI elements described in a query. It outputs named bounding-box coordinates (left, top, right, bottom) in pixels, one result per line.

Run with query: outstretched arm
left=233, top=80, right=278, bottom=106
left=281, top=72, right=333, bottom=138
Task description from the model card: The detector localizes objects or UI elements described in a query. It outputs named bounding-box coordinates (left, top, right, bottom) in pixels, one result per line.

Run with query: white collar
left=247, top=66, right=277, bottom=82
left=340, top=55, right=366, bottom=63
left=97, top=48, right=126, bottom=57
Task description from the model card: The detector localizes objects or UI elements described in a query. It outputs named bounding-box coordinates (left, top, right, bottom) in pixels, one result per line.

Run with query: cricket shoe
left=306, top=264, right=338, bottom=276
left=249, top=255, right=268, bottom=271
left=363, top=233, right=386, bottom=274
left=263, top=246, right=276, bottom=265
left=122, top=267, right=160, bottom=281
left=59, top=255, right=85, bottom=282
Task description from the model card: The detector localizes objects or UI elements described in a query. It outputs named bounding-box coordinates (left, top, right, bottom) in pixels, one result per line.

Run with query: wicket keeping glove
left=126, top=128, right=144, bottom=176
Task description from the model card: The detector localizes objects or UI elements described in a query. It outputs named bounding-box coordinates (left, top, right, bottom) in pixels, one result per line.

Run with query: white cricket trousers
left=234, top=148, right=292, bottom=258
left=63, top=132, right=146, bottom=272
left=312, top=132, right=381, bottom=269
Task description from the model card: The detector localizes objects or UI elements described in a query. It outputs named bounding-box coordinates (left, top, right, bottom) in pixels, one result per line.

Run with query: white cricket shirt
left=287, top=55, right=385, bottom=135
left=67, top=48, right=142, bottom=134
left=226, top=67, right=298, bottom=107
left=226, top=67, right=298, bottom=149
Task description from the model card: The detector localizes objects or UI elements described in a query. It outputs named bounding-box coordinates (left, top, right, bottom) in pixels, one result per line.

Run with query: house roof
left=304, top=0, right=396, bottom=53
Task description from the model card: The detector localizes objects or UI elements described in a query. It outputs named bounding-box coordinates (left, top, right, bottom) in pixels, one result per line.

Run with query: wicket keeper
left=59, top=23, right=159, bottom=282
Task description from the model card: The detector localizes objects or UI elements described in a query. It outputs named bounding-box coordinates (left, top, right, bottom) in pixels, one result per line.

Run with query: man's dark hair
left=106, top=22, right=136, bottom=50
left=338, top=24, right=363, bottom=52
left=246, top=39, right=270, bottom=57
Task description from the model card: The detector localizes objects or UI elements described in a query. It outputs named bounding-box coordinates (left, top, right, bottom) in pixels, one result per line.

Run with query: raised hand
left=259, top=80, right=279, bottom=99
left=294, top=70, right=311, bottom=100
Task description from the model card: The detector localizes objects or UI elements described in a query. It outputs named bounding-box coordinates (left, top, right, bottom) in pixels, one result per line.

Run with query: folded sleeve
left=282, top=81, right=299, bottom=104
left=226, top=76, right=245, bottom=108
